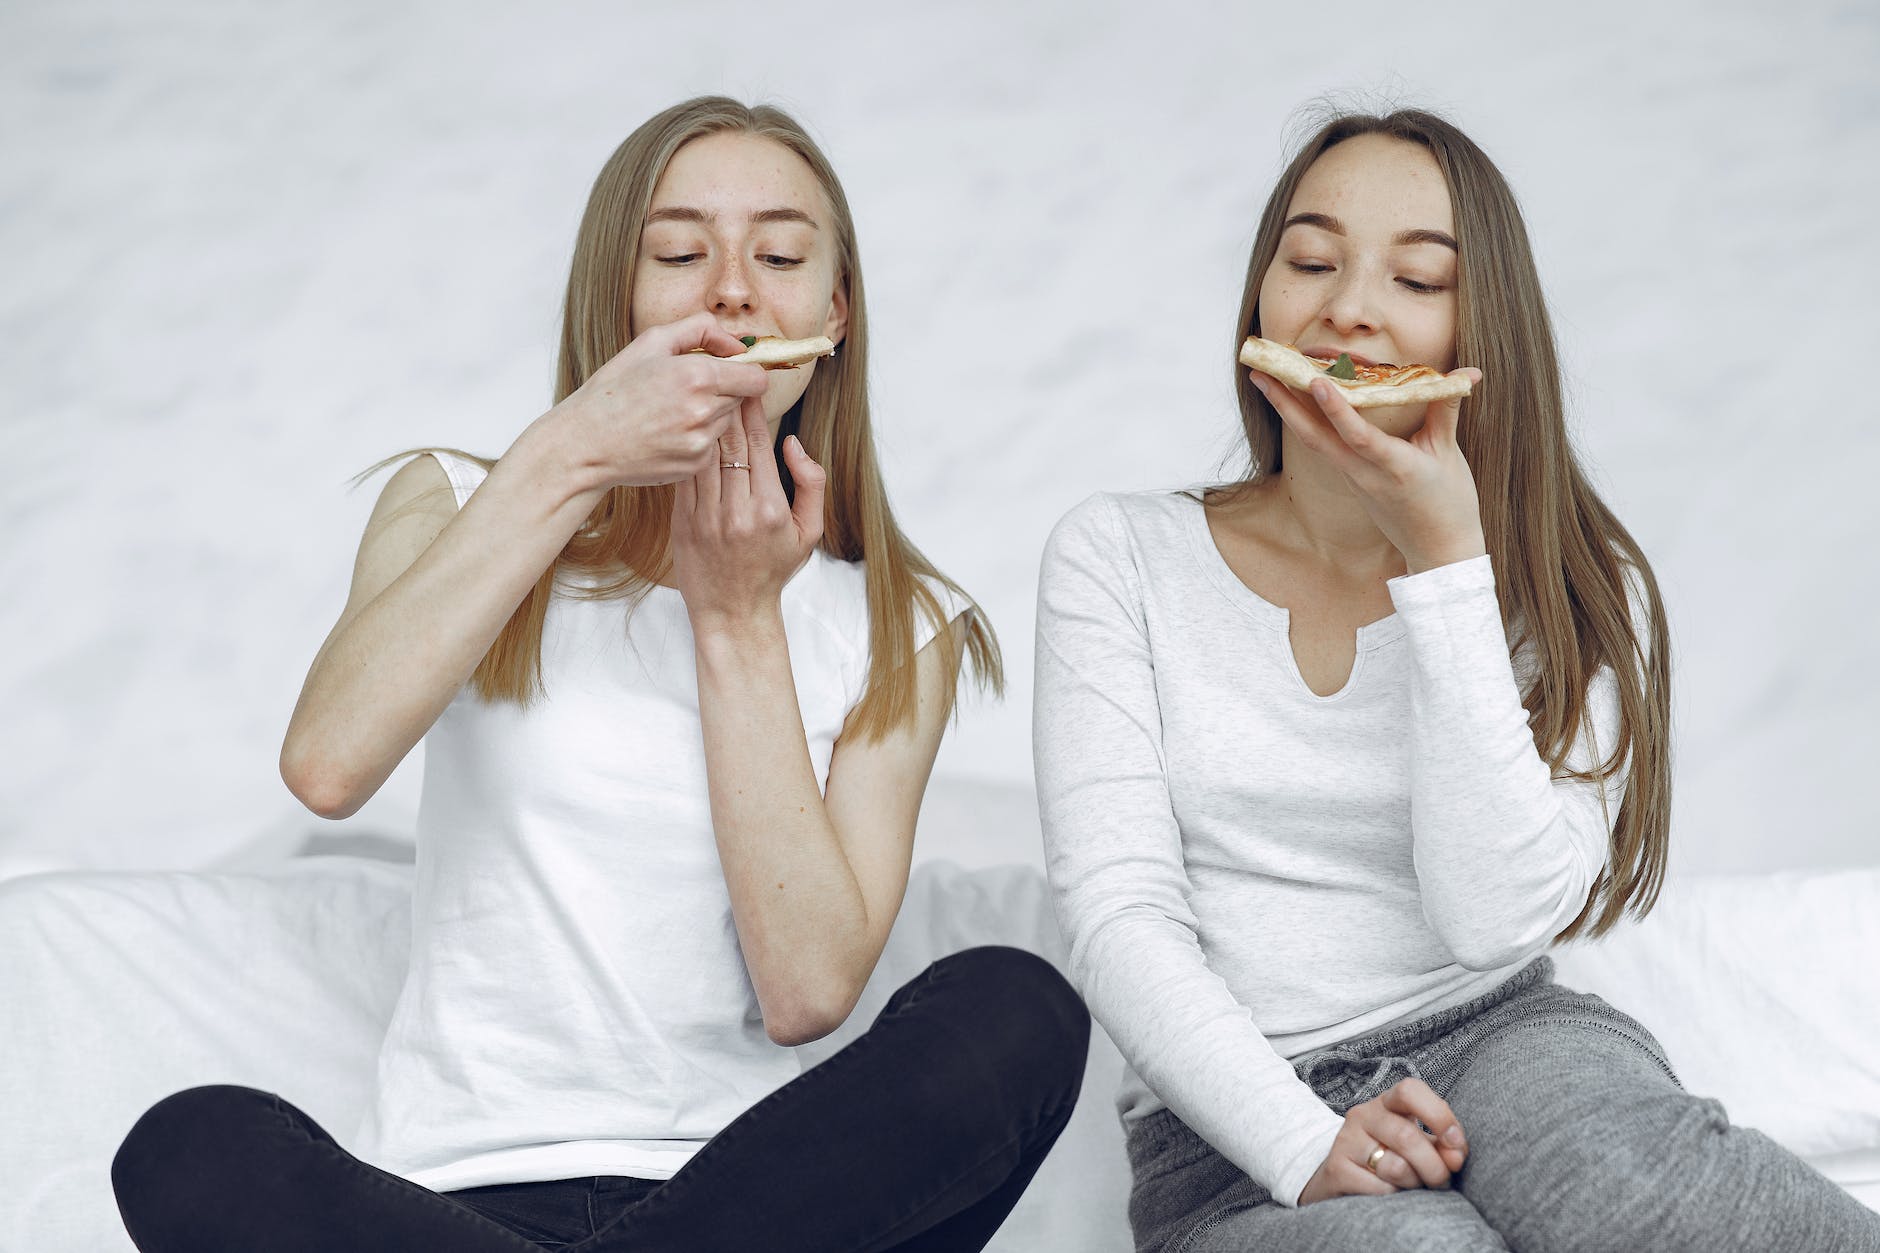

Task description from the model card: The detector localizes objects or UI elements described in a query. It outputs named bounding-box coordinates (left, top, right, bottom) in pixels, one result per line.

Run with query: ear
left=823, top=274, right=850, bottom=347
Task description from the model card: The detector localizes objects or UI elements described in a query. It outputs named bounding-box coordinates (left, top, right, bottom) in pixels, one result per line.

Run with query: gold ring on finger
left=1365, top=1145, right=1388, bottom=1173
left=718, top=461, right=750, bottom=470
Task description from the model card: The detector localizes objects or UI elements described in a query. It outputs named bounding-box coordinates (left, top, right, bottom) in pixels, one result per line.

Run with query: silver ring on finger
left=1365, top=1145, right=1389, bottom=1174
left=718, top=461, right=750, bottom=470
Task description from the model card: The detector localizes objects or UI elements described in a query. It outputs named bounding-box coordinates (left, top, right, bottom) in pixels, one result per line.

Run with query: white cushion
left=0, top=858, right=412, bottom=1253
left=3, top=857, right=1873, bottom=1252
left=1551, top=866, right=1880, bottom=1158
left=0, top=857, right=1133, bottom=1253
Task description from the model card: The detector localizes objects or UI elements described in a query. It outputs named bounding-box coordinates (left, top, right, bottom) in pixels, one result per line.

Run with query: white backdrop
left=3, top=0, right=1876, bottom=880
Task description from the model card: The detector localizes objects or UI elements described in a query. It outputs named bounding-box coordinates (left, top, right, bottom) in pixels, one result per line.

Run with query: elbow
left=763, top=1011, right=841, bottom=1048
left=1421, top=856, right=1596, bottom=973
left=1443, top=933, right=1531, bottom=973
left=1431, top=907, right=1558, bottom=972
left=762, top=997, right=849, bottom=1048
left=759, top=971, right=864, bottom=1047
left=1424, top=899, right=1536, bottom=972
left=278, top=741, right=368, bottom=821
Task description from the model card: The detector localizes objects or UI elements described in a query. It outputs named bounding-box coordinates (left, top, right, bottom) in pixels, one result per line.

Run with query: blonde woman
left=1037, top=108, right=1880, bottom=1251
left=111, top=97, right=1087, bottom=1252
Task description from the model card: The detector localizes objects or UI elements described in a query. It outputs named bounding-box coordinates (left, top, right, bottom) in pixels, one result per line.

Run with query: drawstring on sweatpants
left=1295, top=1048, right=1424, bottom=1112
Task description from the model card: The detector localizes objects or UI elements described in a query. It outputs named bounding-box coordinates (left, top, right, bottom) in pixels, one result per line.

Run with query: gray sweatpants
left=1125, top=957, right=1880, bottom=1253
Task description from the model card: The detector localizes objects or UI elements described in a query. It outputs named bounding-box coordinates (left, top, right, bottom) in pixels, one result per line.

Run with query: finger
left=673, top=470, right=697, bottom=523
left=783, top=434, right=827, bottom=547
left=1382, top=1079, right=1468, bottom=1151
left=1361, top=1109, right=1453, bottom=1190
left=1361, top=1143, right=1423, bottom=1192
left=1308, top=378, right=1401, bottom=471
left=664, top=310, right=749, bottom=359
left=1335, top=1149, right=1400, bottom=1197
left=1251, top=371, right=1365, bottom=477
left=1425, top=368, right=1481, bottom=445
left=708, top=359, right=771, bottom=399
left=702, top=399, right=743, bottom=446
left=741, top=397, right=781, bottom=499
left=695, top=438, right=723, bottom=514
left=716, top=404, right=751, bottom=486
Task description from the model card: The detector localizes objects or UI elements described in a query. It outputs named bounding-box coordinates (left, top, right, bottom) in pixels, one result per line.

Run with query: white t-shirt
left=355, top=452, right=946, bottom=1191
left=1034, top=490, right=1629, bottom=1207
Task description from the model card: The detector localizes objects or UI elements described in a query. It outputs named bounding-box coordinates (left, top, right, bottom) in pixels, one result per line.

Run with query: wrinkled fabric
left=1126, top=958, right=1880, bottom=1253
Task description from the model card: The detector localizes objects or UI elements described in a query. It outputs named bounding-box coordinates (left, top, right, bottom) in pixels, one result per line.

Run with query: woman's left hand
left=1252, top=368, right=1487, bottom=574
left=670, top=395, right=827, bottom=633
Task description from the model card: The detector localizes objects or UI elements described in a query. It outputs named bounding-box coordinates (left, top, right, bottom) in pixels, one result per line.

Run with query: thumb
left=668, top=310, right=746, bottom=358
left=783, top=434, right=826, bottom=544
left=1431, top=368, right=1482, bottom=443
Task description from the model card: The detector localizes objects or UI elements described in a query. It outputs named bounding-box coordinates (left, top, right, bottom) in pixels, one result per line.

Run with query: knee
left=1567, top=1087, right=1733, bottom=1194
left=1616, top=1086, right=1732, bottom=1161
left=1466, top=1088, right=1739, bottom=1250
left=113, top=1085, right=276, bottom=1228
left=932, top=946, right=1091, bottom=1089
left=947, top=945, right=1090, bottom=1046
left=1375, top=1200, right=1511, bottom=1253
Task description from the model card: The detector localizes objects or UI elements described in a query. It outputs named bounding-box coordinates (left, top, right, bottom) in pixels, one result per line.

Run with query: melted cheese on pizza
left=1299, top=351, right=1443, bottom=388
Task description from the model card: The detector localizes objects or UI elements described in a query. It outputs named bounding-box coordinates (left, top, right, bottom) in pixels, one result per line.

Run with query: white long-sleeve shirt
left=1034, top=490, right=1626, bottom=1208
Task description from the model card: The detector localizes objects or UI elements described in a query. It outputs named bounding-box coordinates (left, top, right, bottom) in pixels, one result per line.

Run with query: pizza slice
left=724, top=335, right=836, bottom=370
left=1238, top=336, right=1472, bottom=409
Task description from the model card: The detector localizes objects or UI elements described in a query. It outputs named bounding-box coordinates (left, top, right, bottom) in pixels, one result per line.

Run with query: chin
left=766, top=370, right=815, bottom=421
left=764, top=390, right=803, bottom=425
left=1362, top=401, right=1428, bottom=437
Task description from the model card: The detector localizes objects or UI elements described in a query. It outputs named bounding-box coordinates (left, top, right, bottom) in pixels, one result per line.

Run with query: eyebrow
left=1282, top=212, right=1457, bottom=252
left=645, top=206, right=821, bottom=229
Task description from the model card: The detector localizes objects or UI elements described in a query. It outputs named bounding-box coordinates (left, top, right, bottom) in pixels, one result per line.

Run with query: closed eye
left=1288, top=261, right=1333, bottom=275
left=655, top=253, right=703, bottom=265
left=1398, top=277, right=1447, bottom=294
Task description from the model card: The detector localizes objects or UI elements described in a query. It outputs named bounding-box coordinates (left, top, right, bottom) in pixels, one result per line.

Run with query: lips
left=1299, top=346, right=1381, bottom=367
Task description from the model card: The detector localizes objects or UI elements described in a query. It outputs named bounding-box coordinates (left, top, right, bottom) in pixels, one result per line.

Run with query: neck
left=1246, top=442, right=1404, bottom=580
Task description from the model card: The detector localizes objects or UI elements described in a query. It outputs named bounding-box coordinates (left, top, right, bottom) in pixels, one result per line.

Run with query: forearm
left=693, top=607, right=871, bottom=1043
left=1390, top=557, right=1606, bottom=966
left=283, top=415, right=608, bottom=816
left=1068, top=908, right=1342, bottom=1206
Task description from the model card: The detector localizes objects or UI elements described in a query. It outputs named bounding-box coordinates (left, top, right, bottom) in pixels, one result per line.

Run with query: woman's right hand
left=1296, top=1078, right=1469, bottom=1205
left=557, top=311, right=771, bottom=487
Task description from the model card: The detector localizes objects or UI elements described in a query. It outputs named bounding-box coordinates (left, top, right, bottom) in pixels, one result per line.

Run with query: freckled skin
left=1257, top=134, right=1460, bottom=441
left=631, top=132, right=848, bottom=427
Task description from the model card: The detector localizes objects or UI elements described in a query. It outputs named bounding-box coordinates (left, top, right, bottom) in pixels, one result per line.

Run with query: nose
left=708, top=251, right=754, bottom=315
left=1320, top=263, right=1379, bottom=337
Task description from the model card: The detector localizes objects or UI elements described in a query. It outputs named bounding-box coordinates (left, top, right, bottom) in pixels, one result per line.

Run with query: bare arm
left=280, top=313, right=768, bottom=818
left=698, top=609, right=964, bottom=1046
left=279, top=428, right=606, bottom=817
left=671, top=396, right=965, bottom=1044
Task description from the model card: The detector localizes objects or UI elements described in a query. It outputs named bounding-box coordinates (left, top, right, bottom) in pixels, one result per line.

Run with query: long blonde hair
left=423, top=97, right=999, bottom=735
left=1224, top=109, right=1672, bottom=941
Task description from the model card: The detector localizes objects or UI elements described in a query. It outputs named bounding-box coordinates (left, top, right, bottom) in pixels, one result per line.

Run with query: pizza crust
left=1238, top=336, right=1472, bottom=409
left=725, top=335, right=836, bottom=370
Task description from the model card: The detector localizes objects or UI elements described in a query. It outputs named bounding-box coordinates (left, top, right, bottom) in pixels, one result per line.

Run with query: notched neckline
left=1176, top=490, right=1405, bottom=702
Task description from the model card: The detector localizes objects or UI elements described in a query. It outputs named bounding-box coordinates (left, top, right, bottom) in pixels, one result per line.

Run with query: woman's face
left=1256, top=134, right=1460, bottom=432
left=632, top=131, right=849, bottom=423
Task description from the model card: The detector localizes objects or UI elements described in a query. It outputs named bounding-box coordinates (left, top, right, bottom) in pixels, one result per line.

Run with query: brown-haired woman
left=110, top=97, right=1087, bottom=1253
left=1037, top=109, right=1880, bottom=1250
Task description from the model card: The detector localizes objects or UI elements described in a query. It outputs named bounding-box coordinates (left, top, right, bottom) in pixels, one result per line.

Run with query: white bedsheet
left=2, top=857, right=1874, bottom=1251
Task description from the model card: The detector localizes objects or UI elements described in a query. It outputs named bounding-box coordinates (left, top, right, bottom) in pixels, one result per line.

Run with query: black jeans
left=111, top=945, right=1089, bottom=1253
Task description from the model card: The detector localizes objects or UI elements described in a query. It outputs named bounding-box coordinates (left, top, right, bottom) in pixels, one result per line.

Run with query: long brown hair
left=423, top=97, right=999, bottom=736
left=1224, top=109, right=1672, bottom=941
